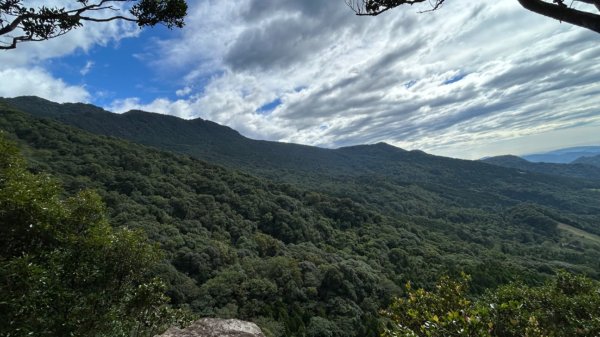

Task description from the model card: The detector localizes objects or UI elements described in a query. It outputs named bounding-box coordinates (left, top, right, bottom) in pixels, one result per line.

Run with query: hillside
left=2, top=100, right=600, bottom=336
left=3, top=97, right=600, bottom=222
left=523, top=146, right=600, bottom=163
left=573, top=154, right=600, bottom=167
left=482, top=155, right=600, bottom=181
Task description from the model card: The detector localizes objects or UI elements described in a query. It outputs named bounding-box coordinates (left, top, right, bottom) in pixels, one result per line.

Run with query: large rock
left=157, top=318, right=266, bottom=337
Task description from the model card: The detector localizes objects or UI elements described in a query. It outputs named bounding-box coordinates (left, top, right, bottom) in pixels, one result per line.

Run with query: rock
left=156, top=318, right=266, bottom=337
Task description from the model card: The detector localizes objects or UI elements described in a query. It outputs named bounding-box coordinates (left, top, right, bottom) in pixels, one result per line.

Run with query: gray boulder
left=156, top=318, right=266, bottom=337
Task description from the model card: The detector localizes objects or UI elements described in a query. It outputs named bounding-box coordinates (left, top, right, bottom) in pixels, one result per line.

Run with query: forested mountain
left=573, top=154, right=600, bottom=167
left=522, top=146, right=600, bottom=163
left=3, top=96, right=600, bottom=218
left=482, top=155, right=600, bottom=181
left=2, top=99, right=600, bottom=337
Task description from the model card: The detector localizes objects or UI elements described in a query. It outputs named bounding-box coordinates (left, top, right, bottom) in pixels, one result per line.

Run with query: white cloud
left=111, top=0, right=600, bottom=158
left=0, top=68, right=90, bottom=103
left=176, top=86, right=193, bottom=97
left=0, top=1, right=139, bottom=103
left=108, top=97, right=195, bottom=119
left=80, top=61, right=95, bottom=76
left=0, top=12, right=138, bottom=68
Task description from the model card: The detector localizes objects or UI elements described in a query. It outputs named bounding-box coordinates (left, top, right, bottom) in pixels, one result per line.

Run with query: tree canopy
left=0, top=0, right=187, bottom=50
left=0, top=134, right=191, bottom=337
left=347, top=0, right=600, bottom=35
left=382, top=272, right=600, bottom=337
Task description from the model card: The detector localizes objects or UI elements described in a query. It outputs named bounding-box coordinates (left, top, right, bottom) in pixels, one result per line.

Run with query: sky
left=1, top=0, right=600, bottom=159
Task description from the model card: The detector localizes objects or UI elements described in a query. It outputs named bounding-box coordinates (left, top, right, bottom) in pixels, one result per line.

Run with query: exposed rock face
left=157, top=318, right=266, bottom=337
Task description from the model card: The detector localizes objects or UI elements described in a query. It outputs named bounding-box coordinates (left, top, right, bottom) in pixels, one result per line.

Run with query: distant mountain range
left=573, top=154, right=600, bottom=167
left=481, top=144, right=600, bottom=181
left=481, top=155, right=600, bottom=181
left=522, top=146, right=600, bottom=164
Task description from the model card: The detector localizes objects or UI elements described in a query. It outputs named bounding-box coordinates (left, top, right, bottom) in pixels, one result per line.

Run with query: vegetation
left=574, top=154, right=600, bottom=167
left=0, top=0, right=187, bottom=49
left=382, top=271, right=600, bottom=337
left=1, top=101, right=600, bottom=337
left=0, top=135, right=191, bottom=337
left=482, top=155, right=600, bottom=181
left=346, top=0, right=600, bottom=35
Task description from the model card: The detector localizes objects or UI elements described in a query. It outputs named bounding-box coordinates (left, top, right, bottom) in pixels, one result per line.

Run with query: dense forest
left=1, top=100, right=600, bottom=337
left=482, top=155, right=600, bottom=181
left=575, top=154, right=600, bottom=167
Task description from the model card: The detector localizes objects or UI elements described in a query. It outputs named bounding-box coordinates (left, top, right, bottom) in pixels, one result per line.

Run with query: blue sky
left=1, top=0, right=600, bottom=159
left=40, top=26, right=183, bottom=106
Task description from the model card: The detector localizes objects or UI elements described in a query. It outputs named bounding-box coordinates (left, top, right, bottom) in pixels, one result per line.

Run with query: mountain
left=0, top=96, right=355, bottom=177
left=3, top=96, right=600, bottom=225
left=573, top=154, right=600, bottom=167
left=522, top=146, right=600, bottom=163
left=3, top=96, right=600, bottom=236
left=2, top=96, right=598, bottom=192
left=482, top=155, right=600, bottom=181
left=2, top=99, right=600, bottom=337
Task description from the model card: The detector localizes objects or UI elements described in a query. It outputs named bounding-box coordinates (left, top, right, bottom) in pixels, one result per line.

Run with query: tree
left=381, top=274, right=493, bottom=337
left=0, top=0, right=187, bottom=50
left=346, top=0, right=600, bottom=35
left=485, top=271, right=600, bottom=337
left=381, top=272, right=600, bottom=337
left=0, top=134, right=191, bottom=337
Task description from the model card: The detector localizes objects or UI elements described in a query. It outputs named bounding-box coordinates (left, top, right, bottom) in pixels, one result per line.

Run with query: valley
left=1, top=98, right=600, bottom=337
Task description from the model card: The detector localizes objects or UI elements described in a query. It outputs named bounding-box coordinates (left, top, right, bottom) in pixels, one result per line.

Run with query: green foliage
left=383, top=272, right=600, bottom=337
left=487, top=271, right=600, bottom=337
left=0, top=1, right=187, bottom=49
left=573, top=154, right=600, bottom=167
left=382, top=274, right=492, bottom=337
left=507, top=204, right=558, bottom=235
left=482, top=155, right=600, bottom=181
left=131, top=0, right=188, bottom=28
left=0, top=135, right=191, bottom=337
left=1, top=101, right=600, bottom=337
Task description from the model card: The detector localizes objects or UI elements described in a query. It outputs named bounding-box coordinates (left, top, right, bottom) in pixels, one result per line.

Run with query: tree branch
left=518, top=0, right=600, bottom=33
left=78, top=15, right=137, bottom=23
left=0, top=13, right=24, bottom=36
left=347, top=0, right=600, bottom=35
left=1, top=0, right=187, bottom=50
left=346, top=0, right=444, bottom=16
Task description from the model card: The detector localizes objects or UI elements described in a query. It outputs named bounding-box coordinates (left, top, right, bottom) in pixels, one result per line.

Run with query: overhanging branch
left=1, top=0, right=187, bottom=50
left=347, top=0, right=600, bottom=35
left=518, top=0, right=600, bottom=33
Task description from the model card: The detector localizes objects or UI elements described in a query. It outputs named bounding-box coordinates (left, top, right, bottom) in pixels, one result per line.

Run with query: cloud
left=108, top=97, right=195, bottom=119
left=0, top=1, right=138, bottom=102
left=80, top=61, right=95, bottom=76
left=176, top=86, right=193, bottom=97
left=111, top=0, right=600, bottom=158
left=0, top=9, right=137, bottom=68
left=0, top=68, right=90, bottom=103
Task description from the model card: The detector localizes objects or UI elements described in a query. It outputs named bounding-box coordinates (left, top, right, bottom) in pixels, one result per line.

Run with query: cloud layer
left=108, top=0, right=600, bottom=158
left=0, top=1, right=138, bottom=103
left=3, top=0, right=600, bottom=158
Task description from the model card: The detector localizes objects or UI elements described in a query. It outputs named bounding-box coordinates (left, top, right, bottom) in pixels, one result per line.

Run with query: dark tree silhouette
left=346, top=0, right=600, bottom=34
left=0, top=0, right=187, bottom=50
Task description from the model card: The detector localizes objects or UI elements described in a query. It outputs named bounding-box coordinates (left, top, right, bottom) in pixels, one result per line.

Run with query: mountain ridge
left=2, top=97, right=600, bottom=337
left=3, top=96, right=600, bottom=218
left=522, top=146, right=600, bottom=163
left=482, top=154, right=600, bottom=181
left=573, top=154, right=600, bottom=167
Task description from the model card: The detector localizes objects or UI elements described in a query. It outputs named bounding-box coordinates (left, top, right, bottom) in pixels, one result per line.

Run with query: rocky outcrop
left=156, top=318, right=266, bottom=337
